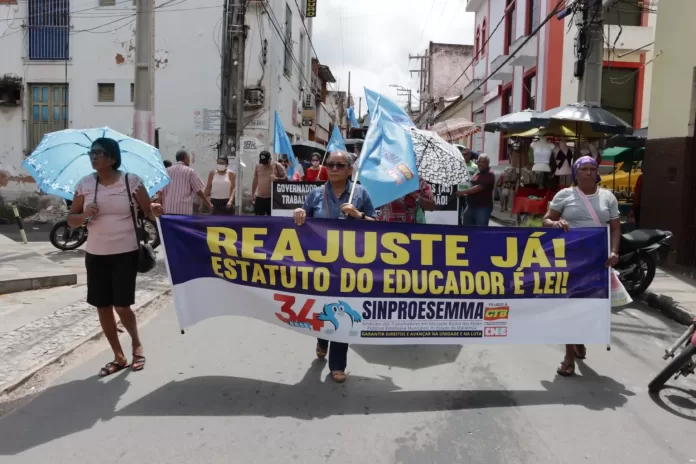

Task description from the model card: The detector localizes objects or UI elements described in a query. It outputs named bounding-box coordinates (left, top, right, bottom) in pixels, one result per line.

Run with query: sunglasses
left=326, top=162, right=348, bottom=170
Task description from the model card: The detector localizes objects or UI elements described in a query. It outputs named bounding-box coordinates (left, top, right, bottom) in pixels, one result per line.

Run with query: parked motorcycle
left=614, top=229, right=672, bottom=297
left=648, top=318, right=696, bottom=393
left=49, top=216, right=160, bottom=251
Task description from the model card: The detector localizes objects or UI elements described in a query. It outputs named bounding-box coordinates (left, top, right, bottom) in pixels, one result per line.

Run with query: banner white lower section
left=172, top=278, right=611, bottom=345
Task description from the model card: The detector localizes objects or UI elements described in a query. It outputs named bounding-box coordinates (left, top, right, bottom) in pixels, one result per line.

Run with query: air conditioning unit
left=303, top=92, right=314, bottom=109
left=244, top=87, right=264, bottom=109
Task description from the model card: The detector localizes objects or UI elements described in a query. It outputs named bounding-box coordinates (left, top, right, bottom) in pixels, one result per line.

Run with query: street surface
left=0, top=295, right=694, bottom=463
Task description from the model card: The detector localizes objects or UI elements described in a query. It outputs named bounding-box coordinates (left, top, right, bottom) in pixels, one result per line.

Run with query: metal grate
left=98, top=83, right=115, bottom=102
left=28, top=0, right=70, bottom=61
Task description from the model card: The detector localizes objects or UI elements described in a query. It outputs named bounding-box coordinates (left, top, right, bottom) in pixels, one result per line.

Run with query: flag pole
left=349, top=94, right=380, bottom=204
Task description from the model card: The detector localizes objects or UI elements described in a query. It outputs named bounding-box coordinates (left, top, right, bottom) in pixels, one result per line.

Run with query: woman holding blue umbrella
left=68, top=138, right=154, bottom=377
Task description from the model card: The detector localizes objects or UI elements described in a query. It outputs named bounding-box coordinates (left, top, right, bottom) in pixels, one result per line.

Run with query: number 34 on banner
left=274, top=294, right=325, bottom=332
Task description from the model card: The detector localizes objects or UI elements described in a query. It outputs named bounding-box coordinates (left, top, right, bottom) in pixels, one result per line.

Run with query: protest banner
left=160, top=215, right=611, bottom=344
left=271, top=181, right=458, bottom=225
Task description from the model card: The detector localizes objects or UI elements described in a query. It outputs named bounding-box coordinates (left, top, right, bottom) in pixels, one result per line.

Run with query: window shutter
left=98, top=83, right=115, bottom=103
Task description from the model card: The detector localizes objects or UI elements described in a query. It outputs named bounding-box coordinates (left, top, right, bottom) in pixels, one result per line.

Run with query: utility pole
left=409, top=49, right=429, bottom=114
left=390, top=84, right=412, bottom=114
left=575, top=0, right=603, bottom=105
left=347, top=71, right=351, bottom=108
left=358, top=97, right=362, bottom=119
left=133, top=0, right=155, bottom=144
left=220, top=0, right=247, bottom=162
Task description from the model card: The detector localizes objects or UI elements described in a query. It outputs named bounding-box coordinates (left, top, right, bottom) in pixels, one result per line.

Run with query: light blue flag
left=356, top=102, right=419, bottom=208
left=273, top=111, right=304, bottom=179
left=347, top=107, right=360, bottom=129
left=326, top=125, right=347, bottom=152
left=364, top=88, right=415, bottom=129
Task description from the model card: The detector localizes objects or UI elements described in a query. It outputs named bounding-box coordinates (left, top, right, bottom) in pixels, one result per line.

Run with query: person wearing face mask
left=204, top=157, right=236, bottom=215
left=456, top=154, right=495, bottom=226
left=252, top=151, right=287, bottom=215
left=304, top=152, right=328, bottom=182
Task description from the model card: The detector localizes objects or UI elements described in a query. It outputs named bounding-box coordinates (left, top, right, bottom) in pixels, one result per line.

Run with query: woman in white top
left=543, top=156, right=621, bottom=377
left=204, top=157, right=236, bottom=215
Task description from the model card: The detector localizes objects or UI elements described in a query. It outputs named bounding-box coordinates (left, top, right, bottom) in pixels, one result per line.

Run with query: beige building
left=643, top=0, right=696, bottom=265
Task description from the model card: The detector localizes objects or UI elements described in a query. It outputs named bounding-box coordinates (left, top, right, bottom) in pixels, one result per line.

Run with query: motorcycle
left=614, top=228, right=672, bottom=297
left=50, top=214, right=160, bottom=251
left=648, top=318, right=696, bottom=393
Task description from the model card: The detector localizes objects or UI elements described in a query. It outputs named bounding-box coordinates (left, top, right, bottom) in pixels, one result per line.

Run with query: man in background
left=159, top=150, right=213, bottom=215
left=252, top=150, right=287, bottom=215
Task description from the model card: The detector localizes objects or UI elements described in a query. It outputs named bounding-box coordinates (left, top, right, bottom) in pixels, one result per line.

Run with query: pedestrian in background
left=280, top=156, right=302, bottom=181
left=457, top=154, right=495, bottom=226
left=204, top=157, right=236, bottom=215
left=304, top=152, right=328, bottom=182
left=378, top=178, right=435, bottom=223
left=292, top=151, right=376, bottom=383
left=159, top=150, right=213, bottom=215
left=68, top=137, right=153, bottom=377
left=456, top=146, right=478, bottom=225
left=543, top=155, right=621, bottom=377
left=163, top=160, right=172, bottom=168
left=252, top=150, right=287, bottom=215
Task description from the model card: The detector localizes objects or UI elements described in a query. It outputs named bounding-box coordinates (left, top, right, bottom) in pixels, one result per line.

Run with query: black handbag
left=124, top=173, right=157, bottom=273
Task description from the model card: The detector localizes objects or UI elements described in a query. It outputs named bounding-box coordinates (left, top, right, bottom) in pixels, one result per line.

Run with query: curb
left=641, top=291, right=695, bottom=326
left=1, top=289, right=171, bottom=395
left=0, top=274, right=78, bottom=296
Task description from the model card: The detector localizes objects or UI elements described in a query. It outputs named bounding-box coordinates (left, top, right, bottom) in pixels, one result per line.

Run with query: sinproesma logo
left=484, top=305, right=510, bottom=321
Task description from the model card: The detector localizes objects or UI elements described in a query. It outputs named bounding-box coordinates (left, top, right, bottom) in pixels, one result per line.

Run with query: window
left=501, top=87, right=513, bottom=160
left=604, top=1, right=642, bottom=27
left=299, top=32, right=306, bottom=80
left=602, top=66, right=637, bottom=127
left=28, top=84, right=68, bottom=152
left=522, top=72, right=536, bottom=110
left=526, top=0, right=540, bottom=34
left=99, top=0, right=115, bottom=6
left=28, top=0, right=69, bottom=60
left=475, top=28, right=480, bottom=60
left=283, top=3, right=293, bottom=76
left=98, top=83, right=115, bottom=103
left=472, top=110, right=484, bottom=152
left=130, top=83, right=135, bottom=103
left=504, top=0, right=516, bottom=54
left=481, top=20, right=487, bottom=56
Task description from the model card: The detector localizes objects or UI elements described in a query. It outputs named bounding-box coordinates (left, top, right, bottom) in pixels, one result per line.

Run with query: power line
left=444, top=0, right=465, bottom=34
left=417, top=2, right=436, bottom=48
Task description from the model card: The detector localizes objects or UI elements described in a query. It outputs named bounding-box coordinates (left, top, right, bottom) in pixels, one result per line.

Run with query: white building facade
left=0, top=0, right=314, bottom=211
left=458, top=0, right=655, bottom=164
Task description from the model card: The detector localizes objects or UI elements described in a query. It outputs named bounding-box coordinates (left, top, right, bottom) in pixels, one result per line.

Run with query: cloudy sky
left=313, top=0, right=475, bottom=116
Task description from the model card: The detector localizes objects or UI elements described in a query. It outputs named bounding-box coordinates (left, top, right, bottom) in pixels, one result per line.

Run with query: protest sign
left=271, top=181, right=322, bottom=217
left=160, top=216, right=611, bottom=345
left=426, top=183, right=459, bottom=225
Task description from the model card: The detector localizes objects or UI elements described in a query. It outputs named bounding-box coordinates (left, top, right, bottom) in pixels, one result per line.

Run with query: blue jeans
left=462, top=206, right=493, bottom=226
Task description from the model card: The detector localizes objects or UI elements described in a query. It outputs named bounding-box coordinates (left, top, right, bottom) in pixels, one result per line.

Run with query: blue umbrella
left=21, top=127, right=170, bottom=201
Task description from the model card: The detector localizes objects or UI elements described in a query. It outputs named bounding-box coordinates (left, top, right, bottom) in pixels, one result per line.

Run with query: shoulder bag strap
left=124, top=173, right=147, bottom=244
left=574, top=187, right=602, bottom=227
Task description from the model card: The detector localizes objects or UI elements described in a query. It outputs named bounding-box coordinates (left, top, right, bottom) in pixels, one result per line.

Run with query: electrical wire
left=443, top=0, right=465, bottom=34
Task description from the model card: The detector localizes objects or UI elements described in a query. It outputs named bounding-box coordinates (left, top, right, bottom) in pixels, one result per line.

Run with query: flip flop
left=131, top=355, right=146, bottom=372
left=331, top=371, right=346, bottom=383
left=556, top=361, right=575, bottom=377
left=98, top=361, right=128, bottom=378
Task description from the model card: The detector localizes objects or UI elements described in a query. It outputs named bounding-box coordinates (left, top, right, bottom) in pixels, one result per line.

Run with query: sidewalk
left=0, top=239, right=170, bottom=394
left=490, top=203, right=517, bottom=226
left=642, top=268, right=696, bottom=324
left=0, top=235, right=77, bottom=294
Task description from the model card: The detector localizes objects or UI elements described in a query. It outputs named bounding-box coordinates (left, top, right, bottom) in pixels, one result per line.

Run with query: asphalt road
left=0, top=222, right=54, bottom=242
left=0, top=296, right=694, bottom=463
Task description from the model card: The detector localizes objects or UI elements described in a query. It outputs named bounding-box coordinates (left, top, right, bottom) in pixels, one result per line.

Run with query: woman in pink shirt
left=68, top=138, right=153, bottom=377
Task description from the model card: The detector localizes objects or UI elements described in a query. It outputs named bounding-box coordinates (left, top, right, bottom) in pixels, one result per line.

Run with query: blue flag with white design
left=347, top=107, right=360, bottom=129
left=364, top=88, right=415, bottom=129
left=357, top=99, right=419, bottom=208
left=327, top=125, right=347, bottom=152
left=273, top=111, right=303, bottom=179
